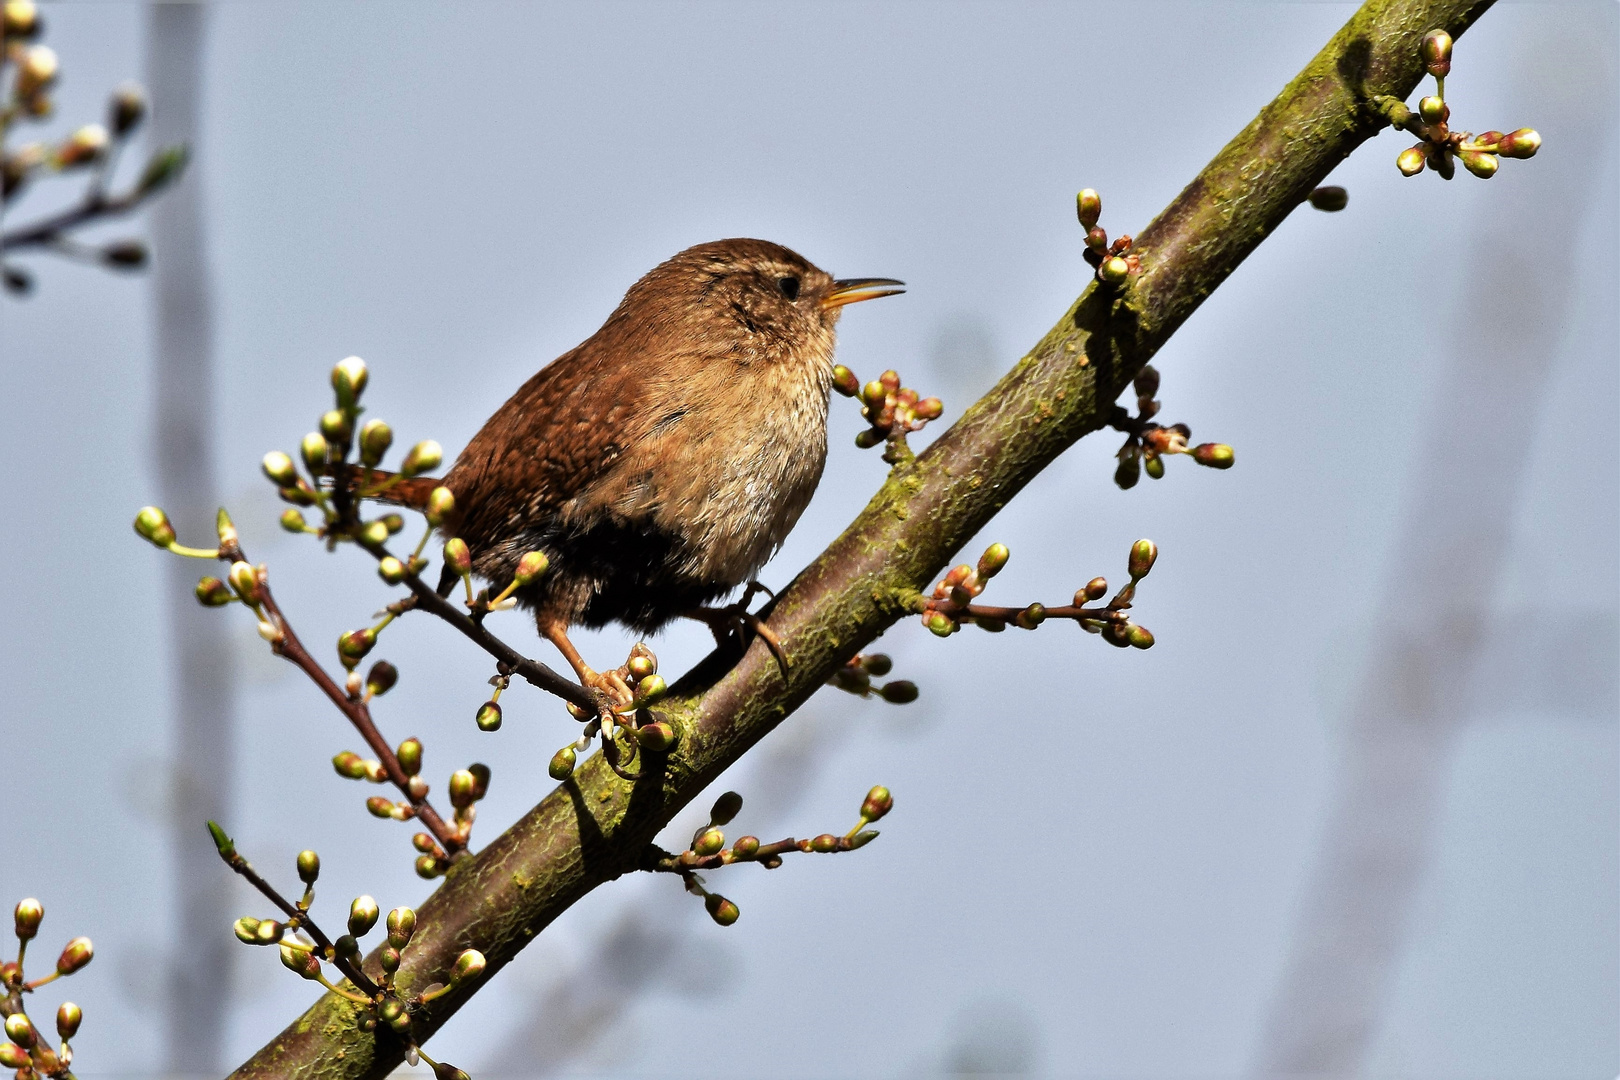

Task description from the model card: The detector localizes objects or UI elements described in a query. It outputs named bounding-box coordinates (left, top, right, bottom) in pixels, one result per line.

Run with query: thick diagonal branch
left=228, top=2, right=1496, bottom=1076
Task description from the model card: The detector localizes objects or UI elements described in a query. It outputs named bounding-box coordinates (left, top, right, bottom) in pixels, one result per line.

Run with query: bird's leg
left=538, top=616, right=633, bottom=712
left=681, top=586, right=787, bottom=675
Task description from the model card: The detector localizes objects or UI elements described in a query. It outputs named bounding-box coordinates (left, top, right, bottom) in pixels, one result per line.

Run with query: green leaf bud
left=977, top=542, right=1010, bottom=579
left=360, top=519, right=389, bottom=546
left=415, top=855, right=442, bottom=879
left=925, top=611, right=955, bottom=637
left=279, top=508, right=309, bottom=534
left=849, top=829, right=879, bottom=849
left=1418, top=95, right=1446, bottom=124
left=385, top=906, right=416, bottom=948
left=635, top=722, right=677, bottom=752
left=395, top=738, right=422, bottom=777
left=475, top=700, right=502, bottom=731
left=514, top=550, right=549, bottom=587
left=1419, top=28, right=1452, bottom=77
left=1460, top=150, right=1497, bottom=179
left=1144, top=454, right=1165, bottom=479
left=633, top=674, right=667, bottom=707
left=831, top=364, right=859, bottom=397
left=448, top=768, right=478, bottom=808
left=1497, top=128, right=1540, bottom=159
left=1099, top=256, right=1130, bottom=284
left=1397, top=145, right=1427, bottom=176
left=333, top=751, right=368, bottom=780
left=56, top=936, right=93, bottom=975
left=296, top=849, right=320, bottom=884
left=354, top=418, right=393, bottom=468
left=320, top=409, right=353, bottom=448
left=434, top=1063, right=472, bottom=1080
left=207, top=820, right=235, bottom=858
left=366, top=660, right=399, bottom=697
left=1076, top=187, right=1101, bottom=229
left=337, top=628, right=377, bottom=669
left=450, top=949, right=486, bottom=987
left=348, top=895, right=379, bottom=937
left=401, top=439, right=443, bottom=477
left=233, top=917, right=261, bottom=944
left=861, top=785, right=894, bottom=821
left=137, top=145, right=189, bottom=194
left=331, top=356, right=368, bottom=406
left=1127, top=624, right=1156, bottom=649
left=134, top=505, right=177, bottom=548
left=706, top=791, right=743, bottom=827
left=426, top=485, right=456, bottom=527
left=704, top=894, right=740, bottom=926
left=378, top=556, right=407, bottom=584
left=1191, top=443, right=1234, bottom=469
left=730, top=835, right=760, bottom=859
left=810, top=833, right=840, bottom=853
left=691, top=826, right=725, bottom=857
left=366, top=795, right=395, bottom=818
left=1014, top=603, right=1046, bottom=629
left=300, top=431, right=329, bottom=474
left=879, top=680, right=918, bottom=704
left=1306, top=185, right=1348, bottom=212
left=227, top=561, right=260, bottom=604
left=5, top=1012, right=35, bottom=1049
left=548, top=745, right=577, bottom=780
left=444, top=537, right=472, bottom=576
left=14, top=898, right=42, bottom=940
left=1128, top=538, right=1158, bottom=579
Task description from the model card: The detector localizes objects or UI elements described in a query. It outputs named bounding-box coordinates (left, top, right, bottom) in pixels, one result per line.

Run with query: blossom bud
left=1418, top=95, right=1446, bottom=124
left=444, top=537, right=472, bottom=576
left=415, top=855, right=442, bottom=879
left=1191, top=443, right=1234, bottom=469
left=1307, top=185, right=1347, bottom=212
left=548, top=745, right=577, bottom=780
left=1013, top=603, right=1046, bottom=629
left=1144, top=454, right=1165, bottom=479
left=54, top=124, right=108, bottom=168
left=628, top=654, right=657, bottom=682
left=690, top=826, right=724, bottom=857
left=849, top=829, right=879, bottom=849
left=108, top=80, right=146, bottom=135
left=854, top=428, right=885, bottom=449
left=1420, top=28, right=1452, bottom=77
left=1129, top=538, right=1158, bottom=579
left=15, top=44, right=56, bottom=98
left=977, top=542, right=1010, bottom=579
left=365, top=660, right=398, bottom=698
left=226, top=561, right=260, bottom=604
left=514, top=550, right=549, bottom=586
left=232, top=917, right=261, bottom=944
left=272, top=509, right=307, bottom=537
left=709, top=790, right=743, bottom=826
left=1079, top=578, right=1108, bottom=604
left=253, top=919, right=283, bottom=946
left=809, top=833, right=839, bottom=853
left=279, top=943, right=320, bottom=979
left=426, top=486, right=456, bottom=526
left=259, top=452, right=299, bottom=492
left=1105, top=621, right=1133, bottom=648
left=0, top=1043, right=26, bottom=1068
left=380, top=947, right=400, bottom=974
left=879, top=680, right=918, bottom=704
left=54, top=1001, right=81, bottom=1042
left=2, top=0, right=40, bottom=38
left=861, top=653, right=892, bottom=677
left=1084, top=226, right=1108, bottom=251
left=434, top=1063, right=472, bottom=1080
left=635, top=722, right=676, bottom=752
left=1076, top=188, right=1101, bottom=229
left=348, top=895, right=379, bottom=936
left=366, top=796, right=395, bottom=818
left=730, top=835, right=760, bottom=860
left=296, top=434, right=328, bottom=478
left=385, top=906, right=416, bottom=948
left=331, top=356, right=368, bottom=406
left=401, top=440, right=443, bottom=477
left=1497, top=128, right=1540, bottom=159
left=1099, top=256, right=1130, bottom=285
left=5, top=1012, right=34, bottom=1049
left=1397, top=145, right=1427, bottom=176
left=861, top=785, right=894, bottom=821
left=378, top=556, right=407, bottom=584
left=450, top=948, right=486, bottom=987
left=332, top=751, right=367, bottom=779
left=1457, top=150, right=1495, bottom=179
left=475, top=700, right=502, bottom=731
left=1115, top=449, right=1141, bottom=489
left=14, top=898, right=42, bottom=940
left=1127, top=624, right=1156, bottom=649
left=102, top=238, right=148, bottom=267
left=56, top=936, right=92, bottom=975
left=337, top=627, right=377, bottom=668
left=448, top=769, right=477, bottom=808
left=704, top=894, right=739, bottom=926
left=831, top=364, right=859, bottom=397
left=914, top=397, right=944, bottom=421
left=395, top=738, right=422, bottom=777
left=295, top=849, right=320, bottom=884
left=319, top=409, right=352, bottom=448
left=134, top=505, right=177, bottom=548
left=633, top=674, right=667, bottom=707
left=925, top=611, right=955, bottom=637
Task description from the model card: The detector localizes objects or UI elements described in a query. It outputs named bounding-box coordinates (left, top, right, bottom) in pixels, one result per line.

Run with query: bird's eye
left=776, top=276, right=800, bottom=301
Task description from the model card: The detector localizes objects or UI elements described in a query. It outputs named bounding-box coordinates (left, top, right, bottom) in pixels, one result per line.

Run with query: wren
left=380, top=238, right=902, bottom=694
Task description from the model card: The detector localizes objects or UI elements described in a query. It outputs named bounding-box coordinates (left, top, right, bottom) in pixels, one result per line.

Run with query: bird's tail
left=335, top=466, right=444, bottom=511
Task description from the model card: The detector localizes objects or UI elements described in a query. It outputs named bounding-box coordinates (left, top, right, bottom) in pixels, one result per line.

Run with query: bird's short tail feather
left=335, top=465, right=443, bottom=511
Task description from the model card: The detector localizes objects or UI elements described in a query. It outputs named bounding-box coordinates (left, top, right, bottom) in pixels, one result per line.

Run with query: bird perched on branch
left=368, top=238, right=903, bottom=697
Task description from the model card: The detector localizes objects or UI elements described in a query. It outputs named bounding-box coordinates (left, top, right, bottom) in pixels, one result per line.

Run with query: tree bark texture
left=228, top=1, right=1496, bottom=1076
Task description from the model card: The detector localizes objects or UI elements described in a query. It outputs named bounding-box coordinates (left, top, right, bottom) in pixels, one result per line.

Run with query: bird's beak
left=823, top=278, right=906, bottom=310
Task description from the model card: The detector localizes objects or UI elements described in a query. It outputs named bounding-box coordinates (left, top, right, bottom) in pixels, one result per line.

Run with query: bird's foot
left=682, top=588, right=787, bottom=674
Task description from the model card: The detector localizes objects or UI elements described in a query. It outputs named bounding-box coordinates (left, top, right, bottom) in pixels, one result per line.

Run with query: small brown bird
left=379, top=238, right=902, bottom=695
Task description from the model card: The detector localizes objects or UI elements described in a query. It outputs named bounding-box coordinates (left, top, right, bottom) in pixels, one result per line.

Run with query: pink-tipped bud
left=365, top=795, right=395, bottom=819
left=1129, top=538, right=1158, bottom=579
left=1497, top=128, right=1540, bottom=159
left=13, top=898, right=42, bottom=941
left=348, top=896, right=379, bottom=936
left=395, top=738, right=423, bottom=777
left=332, top=752, right=367, bottom=780
left=56, top=936, right=93, bottom=975
left=831, top=364, right=860, bottom=397
left=1420, top=28, right=1452, bottom=78
left=1084, top=226, right=1108, bottom=251
left=633, top=674, right=668, bottom=707
left=628, top=654, right=657, bottom=682
left=400, top=440, right=443, bottom=477
left=548, top=746, right=577, bottom=780
left=337, top=627, right=377, bottom=668
left=693, top=827, right=725, bottom=857
left=1397, top=145, right=1427, bottom=176
left=861, top=785, right=894, bottom=821
left=426, top=485, right=456, bottom=527
left=709, top=791, right=744, bottom=827
left=54, top=1002, right=80, bottom=1041
left=977, top=542, right=1010, bottom=579
left=731, top=835, right=761, bottom=859
left=134, top=505, right=177, bottom=548
left=279, top=942, right=321, bottom=980
left=810, top=833, right=840, bottom=853
left=514, top=550, right=549, bottom=587
left=913, top=397, right=944, bottom=421
left=1192, top=443, right=1234, bottom=468
left=444, top=537, right=472, bottom=576
left=705, top=894, right=740, bottom=926
left=1460, top=151, right=1497, bottom=179
left=475, top=700, right=502, bottom=731
left=5, top=1012, right=35, bottom=1049
left=636, top=722, right=677, bottom=752
left=1076, top=188, right=1101, bottom=229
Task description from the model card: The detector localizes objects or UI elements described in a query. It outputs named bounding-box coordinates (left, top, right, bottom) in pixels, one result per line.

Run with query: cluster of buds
left=2, top=2, right=187, bottom=294
left=826, top=653, right=919, bottom=703
left=548, top=643, right=673, bottom=783
left=1, top=898, right=93, bottom=1079
left=209, top=825, right=477, bottom=1079
left=1375, top=29, right=1540, bottom=181
left=913, top=540, right=1159, bottom=650
left=334, top=739, right=490, bottom=877
left=654, top=787, right=893, bottom=926
left=832, top=365, right=943, bottom=457
left=1110, top=364, right=1234, bottom=488
left=1076, top=188, right=1139, bottom=286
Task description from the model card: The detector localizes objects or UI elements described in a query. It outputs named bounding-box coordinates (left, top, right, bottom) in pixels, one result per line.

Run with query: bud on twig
left=709, top=791, right=743, bottom=826
left=1129, top=539, right=1158, bottom=580
left=331, top=356, right=368, bottom=408
left=296, top=850, right=320, bottom=884
left=385, top=907, right=416, bottom=949
left=358, top=418, right=393, bottom=467
left=4, top=1012, right=35, bottom=1049
left=396, top=738, right=423, bottom=777
left=54, top=1002, right=80, bottom=1041
left=861, top=786, right=894, bottom=822
left=450, top=948, right=485, bottom=988
left=1307, top=186, right=1348, bottom=212
left=366, top=660, right=398, bottom=697
left=448, top=769, right=477, bottom=809
left=1496, top=128, right=1540, bottom=159
left=56, top=936, right=92, bottom=975
left=14, top=898, right=42, bottom=940
left=348, top=896, right=379, bottom=937
left=548, top=746, right=576, bottom=780
left=514, top=550, right=549, bottom=587
left=704, top=894, right=739, bottom=926
left=261, top=451, right=298, bottom=487
left=109, top=81, right=146, bottom=135
left=475, top=700, right=502, bottom=731
left=133, top=505, right=176, bottom=548
left=1420, top=28, right=1452, bottom=78
left=444, top=538, right=471, bottom=576
left=401, top=440, right=443, bottom=477
left=636, top=722, right=676, bottom=752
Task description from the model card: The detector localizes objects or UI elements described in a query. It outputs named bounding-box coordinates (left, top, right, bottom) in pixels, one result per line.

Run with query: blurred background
left=3, top=2, right=1615, bottom=1077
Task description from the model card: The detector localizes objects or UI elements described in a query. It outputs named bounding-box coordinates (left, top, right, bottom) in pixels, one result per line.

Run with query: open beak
left=823, top=277, right=906, bottom=310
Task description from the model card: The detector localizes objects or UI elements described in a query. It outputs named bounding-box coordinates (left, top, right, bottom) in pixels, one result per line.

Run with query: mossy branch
left=227, top=1, right=1496, bottom=1076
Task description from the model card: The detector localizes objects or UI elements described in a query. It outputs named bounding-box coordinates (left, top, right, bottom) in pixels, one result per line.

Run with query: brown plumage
left=384, top=238, right=901, bottom=688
